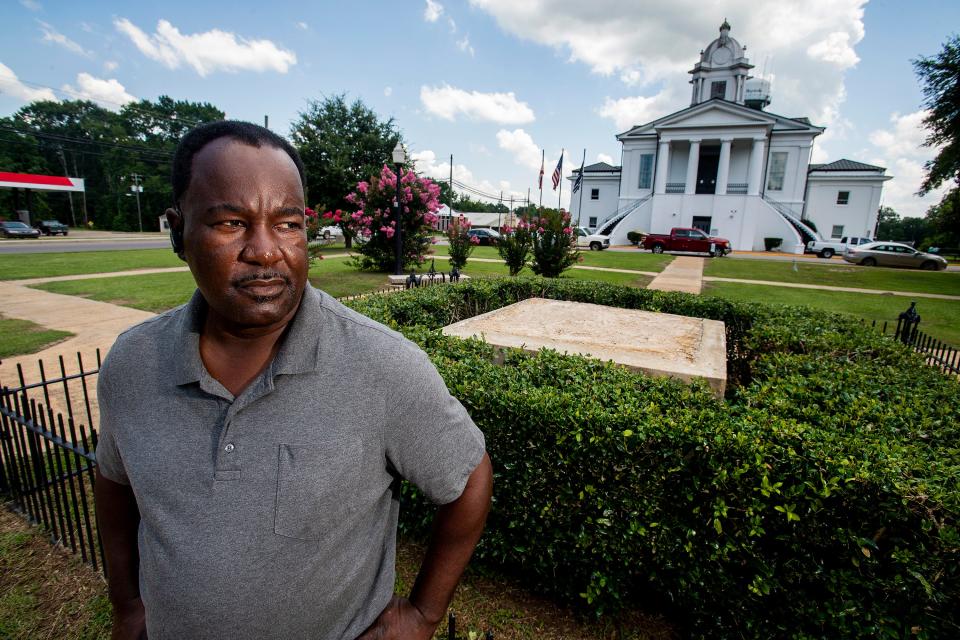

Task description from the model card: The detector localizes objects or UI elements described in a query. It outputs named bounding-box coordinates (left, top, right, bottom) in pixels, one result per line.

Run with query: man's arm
left=358, top=452, right=493, bottom=640
left=94, top=470, right=147, bottom=640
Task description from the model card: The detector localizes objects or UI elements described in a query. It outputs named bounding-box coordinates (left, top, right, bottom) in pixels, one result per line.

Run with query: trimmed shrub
left=626, top=230, right=646, bottom=246
left=346, top=278, right=960, bottom=639
left=530, top=209, right=579, bottom=277
left=764, top=237, right=783, bottom=251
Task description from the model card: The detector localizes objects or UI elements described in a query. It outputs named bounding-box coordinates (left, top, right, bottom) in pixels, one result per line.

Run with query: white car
left=576, top=227, right=610, bottom=251
left=317, top=225, right=343, bottom=240
left=806, top=235, right=873, bottom=259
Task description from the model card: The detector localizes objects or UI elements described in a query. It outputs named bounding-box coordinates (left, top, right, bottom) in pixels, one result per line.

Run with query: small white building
left=569, top=21, right=892, bottom=253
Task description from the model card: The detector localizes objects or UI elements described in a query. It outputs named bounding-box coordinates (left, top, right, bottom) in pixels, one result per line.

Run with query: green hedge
left=346, top=278, right=960, bottom=639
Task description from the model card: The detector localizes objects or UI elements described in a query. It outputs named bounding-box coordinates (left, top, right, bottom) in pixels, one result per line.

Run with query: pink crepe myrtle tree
left=446, top=214, right=479, bottom=270
left=529, top=209, right=579, bottom=278
left=326, top=165, right=442, bottom=272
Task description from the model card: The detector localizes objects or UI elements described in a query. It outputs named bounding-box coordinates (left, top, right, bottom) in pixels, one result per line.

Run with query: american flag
left=551, top=153, right=563, bottom=190
left=572, top=155, right=585, bottom=193
left=538, top=154, right=545, bottom=190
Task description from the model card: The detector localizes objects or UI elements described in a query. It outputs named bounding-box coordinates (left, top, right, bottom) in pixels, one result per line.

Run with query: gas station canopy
left=0, top=171, right=85, bottom=193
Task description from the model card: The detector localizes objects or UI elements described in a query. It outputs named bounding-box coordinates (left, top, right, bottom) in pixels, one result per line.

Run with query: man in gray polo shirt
left=94, top=121, right=492, bottom=640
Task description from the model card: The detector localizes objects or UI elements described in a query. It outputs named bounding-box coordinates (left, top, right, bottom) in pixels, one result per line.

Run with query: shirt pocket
left=274, top=440, right=362, bottom=541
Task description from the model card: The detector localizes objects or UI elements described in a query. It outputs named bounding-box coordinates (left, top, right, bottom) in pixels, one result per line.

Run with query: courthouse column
left=684, top=139, right=701, bottom=194
left=747, top=136, right=767, bottom=196
left=716, top=138, right=732, bottom=195
left=653, top=140, right=671, bottom=195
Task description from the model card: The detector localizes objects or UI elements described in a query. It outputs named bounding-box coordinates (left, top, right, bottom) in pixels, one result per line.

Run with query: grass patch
left=33, top=272, right=197, bottom=313
left=31, top=255, right=653, bottom=314
left=0, top=316, right=74, bottom=359
left=0, top=510, right=111, bottom=640
left=0, top=249, right=183, bottom=281
left=434, top=245, right=673, bottom=272
left=703, top=281, right=960, bottom=346
left=704, top=258, right=960, bottom=296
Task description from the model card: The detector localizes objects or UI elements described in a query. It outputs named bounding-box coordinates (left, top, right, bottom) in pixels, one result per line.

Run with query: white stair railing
left=596, top=194, right=652, bottom=236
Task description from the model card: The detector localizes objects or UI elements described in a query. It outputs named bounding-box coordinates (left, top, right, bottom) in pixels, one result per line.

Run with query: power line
left=0, top=126, right=174, bottom=160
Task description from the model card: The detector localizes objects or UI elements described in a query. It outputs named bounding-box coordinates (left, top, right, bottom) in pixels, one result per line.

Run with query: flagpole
left=557, top=149, right=564, bottom=211
left=576, top=149, right=586, bottom=229
left=538, top=149, right=544, bottom=211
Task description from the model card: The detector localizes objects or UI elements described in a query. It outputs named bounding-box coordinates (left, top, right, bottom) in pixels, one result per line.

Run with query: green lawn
left=0, top=249, right=183, bottom=281
left=704, top=258, right=960, bottom=296
left=434, top=245, right=673, bottom=272
left=703, top=281, right=960, bottom=347
left=0, top=316, right=74, bottom=359
left=31, top=255, right=653, bottom=313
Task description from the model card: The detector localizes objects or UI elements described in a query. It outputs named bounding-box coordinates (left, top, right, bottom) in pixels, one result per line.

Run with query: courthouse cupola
left=689, top=19, right=754, bottom=106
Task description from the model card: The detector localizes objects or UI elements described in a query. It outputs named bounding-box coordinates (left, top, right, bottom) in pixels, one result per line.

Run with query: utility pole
left=71, top=153, right=88, bottom=225
left=449, top=154, right=454, bottom=207
left=264, top=115, right=269, bottom=129
left=131, top=174, right=143, bottom=233
left=56, top=146, right=77, bottom=227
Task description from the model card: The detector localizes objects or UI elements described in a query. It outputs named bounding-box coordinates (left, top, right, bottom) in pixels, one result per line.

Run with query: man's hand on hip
left=355, top=595, right=437, bottom=640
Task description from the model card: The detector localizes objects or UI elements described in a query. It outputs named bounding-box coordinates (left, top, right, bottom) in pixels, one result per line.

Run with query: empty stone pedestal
left=441, top=298, right=727, bottom=397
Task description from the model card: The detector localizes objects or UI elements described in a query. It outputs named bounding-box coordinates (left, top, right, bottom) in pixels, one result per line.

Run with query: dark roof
left=808, top=159, right=885, bottom=172
left=575, top=162, right=621, bottom=174
left=789, top=117, right=812, bottom=124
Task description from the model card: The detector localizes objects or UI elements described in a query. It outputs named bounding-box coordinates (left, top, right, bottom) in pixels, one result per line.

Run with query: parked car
left=34, top=219, right=69, bottom=236
left=806, top=235, right=873, bottom=258
left=842, top=242, right=948, bottom=270
left=0, top=220, right=41, bottom=239
left=576, top=227, right=610, bottom=251
left=317, top=224, right=342, bottom=240
left=467, top=228, right=500, bottom=246
left=642, top=227, right=731, bottom=256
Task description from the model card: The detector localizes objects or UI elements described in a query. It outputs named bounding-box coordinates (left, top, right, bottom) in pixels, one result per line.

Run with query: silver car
left=842, top=242, right=948, bottom=270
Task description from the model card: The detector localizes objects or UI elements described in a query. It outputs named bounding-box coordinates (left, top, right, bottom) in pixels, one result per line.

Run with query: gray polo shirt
left=95, top=284, right=486, bottom=640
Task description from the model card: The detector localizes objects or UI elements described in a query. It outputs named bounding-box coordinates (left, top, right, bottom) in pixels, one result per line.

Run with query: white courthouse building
left=569, top=21, right=891, bottom=253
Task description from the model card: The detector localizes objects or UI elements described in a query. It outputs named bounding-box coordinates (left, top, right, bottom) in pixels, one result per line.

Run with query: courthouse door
left=692, top=216, right=712, bottom=234
left=695, top=146, right=720, bottom=194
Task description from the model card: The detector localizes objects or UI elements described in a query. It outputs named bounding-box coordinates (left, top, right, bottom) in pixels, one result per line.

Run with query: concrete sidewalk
left=646, top=256, right=705, bottom=294
left=703, top=276, right=960, bottom=301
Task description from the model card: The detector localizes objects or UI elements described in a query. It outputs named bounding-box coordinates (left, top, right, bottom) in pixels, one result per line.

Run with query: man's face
left=174, top=138, right=308, bottom=331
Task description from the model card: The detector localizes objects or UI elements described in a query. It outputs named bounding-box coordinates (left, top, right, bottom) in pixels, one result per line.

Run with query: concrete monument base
left=441, top=298, right=727, bottom=397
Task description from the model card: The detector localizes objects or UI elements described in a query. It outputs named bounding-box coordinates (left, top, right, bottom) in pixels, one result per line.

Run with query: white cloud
left=114, top=18, right=296, bottom=76
left=296, top=21, right=308, bottom=31
left=471, top=1, right=867, bottom=133
left=865, top=110, right=948, bottom=218
left=20, top=0, right=41, bottom=11
left=424, top=0, right=444, bottom=23
left=412, top=149, right=527, bottom=201
left=448, top=17, right=457, bottom=33
left=38, top=21, right=92, bottom=57
left=457, top=36, right=475, bottom=57
left=0, top=62, right=56, bottom=102
left=597, top=153, right=614, bottom=165
left=62, top=73, right=136, bottom=109
left=420, top=85, right=535, bottom=124
left=597, top=89, right=677, bottom=131
left=383, top=86, right=393, bottom=97
left=104, top=60, right=119, bottom=72
left=496, top=128, right=541, bottom=171
left=806, top=31, right=860, bottom=69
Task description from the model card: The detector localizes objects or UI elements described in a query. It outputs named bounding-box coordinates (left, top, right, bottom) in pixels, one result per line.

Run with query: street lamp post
left=392, top=142, right=407, bottom=275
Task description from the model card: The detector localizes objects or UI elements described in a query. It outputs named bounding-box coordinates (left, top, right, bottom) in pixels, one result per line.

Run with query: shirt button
left=224, top=443, right=235, bottom=453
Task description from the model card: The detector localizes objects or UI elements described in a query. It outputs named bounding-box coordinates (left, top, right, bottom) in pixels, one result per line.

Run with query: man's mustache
left=232, top=271, right=292, bottom=287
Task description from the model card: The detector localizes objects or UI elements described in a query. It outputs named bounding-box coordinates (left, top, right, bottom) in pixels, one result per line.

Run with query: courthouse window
left=588, top=217, right=598, bottom=227
left=591, top=188, right=599, bottom=200
left=638, top=154, right=653, bottom=189
left=831, top=225, right=844, bottom=239
left=836, top=191, right=850, bottom=205
left=767, top=152, right=787, bottom=191
left=711, top=81, right=727, bottom=99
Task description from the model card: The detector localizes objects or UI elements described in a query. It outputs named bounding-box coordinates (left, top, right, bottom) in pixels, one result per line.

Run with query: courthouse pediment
left=618, top=99, right=822, bottom=140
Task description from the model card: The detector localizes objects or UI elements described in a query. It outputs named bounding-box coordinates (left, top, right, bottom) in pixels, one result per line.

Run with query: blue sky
left=1, top=0, right=957, bottom=217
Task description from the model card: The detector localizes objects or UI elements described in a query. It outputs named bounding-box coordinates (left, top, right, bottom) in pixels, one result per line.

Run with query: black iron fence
left=868, top=302, right=959, bottom=377
left=0, top=350, right=105, bottom=574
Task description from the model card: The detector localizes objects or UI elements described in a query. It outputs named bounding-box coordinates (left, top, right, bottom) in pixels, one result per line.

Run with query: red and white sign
left=0, top=172, right=85, bottom=193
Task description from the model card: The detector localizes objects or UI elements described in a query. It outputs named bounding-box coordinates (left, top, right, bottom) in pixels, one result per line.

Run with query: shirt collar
left=171, top=284, right=322, bottom=386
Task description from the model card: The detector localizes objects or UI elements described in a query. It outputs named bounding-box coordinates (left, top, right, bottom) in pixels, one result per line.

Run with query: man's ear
left=166, top=207, right=186, bottom=261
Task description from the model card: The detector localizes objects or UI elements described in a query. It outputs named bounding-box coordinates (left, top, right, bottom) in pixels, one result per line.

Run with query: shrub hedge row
left=345, top=278, right=959, bottom=639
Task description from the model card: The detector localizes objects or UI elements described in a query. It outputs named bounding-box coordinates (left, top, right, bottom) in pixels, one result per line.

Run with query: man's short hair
left=171, top=120, right=306, bottom=205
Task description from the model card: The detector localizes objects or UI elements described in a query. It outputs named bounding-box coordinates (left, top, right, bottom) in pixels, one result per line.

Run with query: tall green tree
left=914, top=34, right=960, bottom=194
left=290, top=95, right=402, bottom=214
left=923, top=188, right=960, bottom=249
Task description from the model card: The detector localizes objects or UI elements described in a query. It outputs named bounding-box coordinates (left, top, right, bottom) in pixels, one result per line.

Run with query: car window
left=674, top=229, right=689, bottom=238
left=5, top=222, right=29, bottom=229
left=690, top=230, right=707, bottom=239
left=840, top=237, right=848, bottom=243
left=578, top=229, right=587, bottom=237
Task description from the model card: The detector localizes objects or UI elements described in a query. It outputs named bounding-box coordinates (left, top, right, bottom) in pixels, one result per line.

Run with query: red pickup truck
left=642, top=227, right=731, bottom=256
